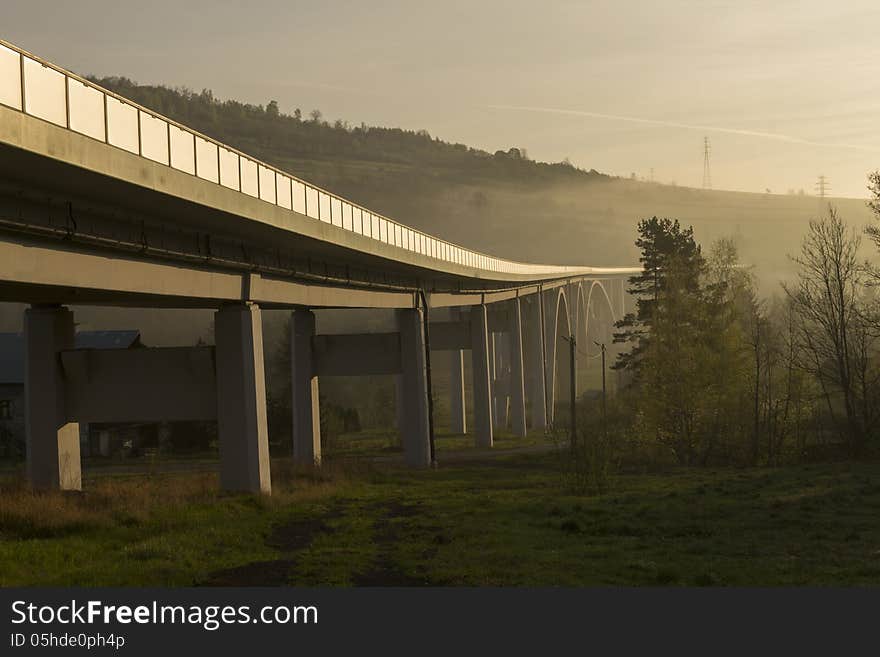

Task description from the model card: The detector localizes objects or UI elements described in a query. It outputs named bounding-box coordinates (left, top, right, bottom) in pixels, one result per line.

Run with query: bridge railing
left=0, top=39, right=632, bottom=280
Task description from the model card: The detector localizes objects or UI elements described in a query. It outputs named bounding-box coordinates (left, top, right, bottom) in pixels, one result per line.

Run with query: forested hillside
left=89, top=76, right=605, bottom=187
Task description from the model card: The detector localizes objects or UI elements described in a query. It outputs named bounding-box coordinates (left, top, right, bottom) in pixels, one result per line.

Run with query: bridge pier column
left=528, top=292, right=548, bottom=430
left=215, top=303, right=271, bottom=494
left=397, top=308, right=431, bottom=467
left=291, top=309, right=321, bottom=466
left=490, top=332, right=500, bottom=429
left=449, top=349, right=467, bottom=434
left=509, top=298, right=527, bottom=438
left=24, top=305, right=81, bottom=491
left=544, top=291, right=561, bottom=425
left=470, top=304, right=493, bottom=447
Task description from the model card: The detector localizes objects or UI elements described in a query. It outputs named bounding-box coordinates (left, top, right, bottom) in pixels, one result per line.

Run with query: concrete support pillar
left=528, top=292, right=548, bottom=430
left=24, top=305, right=81, bottom=490
left=449, top=349, right=467, bottom=434
left=396, top=308, right=432, bottom=467
left=291, top=309, right=321, bottom=466
left=545, top=292, right=561, bottom=425
left=509, top=298, right=527, bottom=437
left=490, top=332, right=499, bottom=428
left=470, top=304, right=493, bottom=447
left=496, top=333, right=511, bottom=429
left=215, top=303, right=271, bottom=494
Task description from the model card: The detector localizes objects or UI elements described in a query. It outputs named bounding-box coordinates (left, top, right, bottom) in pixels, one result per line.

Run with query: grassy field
left=1, top=435, right=879, bottom=587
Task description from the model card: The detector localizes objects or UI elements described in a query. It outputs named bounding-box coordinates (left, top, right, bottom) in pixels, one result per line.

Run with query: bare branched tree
left=784, top=207, right=879, bottom=455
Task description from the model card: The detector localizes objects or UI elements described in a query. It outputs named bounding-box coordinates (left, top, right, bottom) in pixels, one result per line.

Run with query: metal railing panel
left=195, top=136, right=219, bottom=183
left=22, top=56, right=66, bottom=127
left=240, top=158, right=259, bottom=197
left=305, top=186, right=319, bottom=220
left=169, top=123, right=196, bottom=175
left=318, top=192, right=331, bottom=224
left=106, top=95, right=139, bottom=154
left=292, top=180, right=307, bottom=214
left=276, top=173, right=292, bottom=210
left=67, top=77, right=104, bottom=140
left=0, top=44, right=21, bottom=110
left=218, top=146, right=240, bottom=190
left=139, top=112, right=169, bottom=165
left=342, top=202, right=353, bottom=231
left=258, top=164, right=276, bottom=203
left=330, top=197, right=342, bottom=227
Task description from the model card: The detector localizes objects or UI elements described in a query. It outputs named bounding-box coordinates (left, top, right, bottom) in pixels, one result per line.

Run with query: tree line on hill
left=568, top=178, right=880, bottom=490
left=88, top=76, right=607, bottom=186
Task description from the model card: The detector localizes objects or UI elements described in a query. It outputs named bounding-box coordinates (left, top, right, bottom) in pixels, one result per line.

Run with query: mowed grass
left=1, top=447, right=879, bottom=586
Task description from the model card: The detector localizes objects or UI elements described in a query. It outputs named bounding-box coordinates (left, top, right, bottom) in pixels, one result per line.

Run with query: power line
left=577, top=345, right=603, bottom=360
left=815, top=175, right=830, bottom=199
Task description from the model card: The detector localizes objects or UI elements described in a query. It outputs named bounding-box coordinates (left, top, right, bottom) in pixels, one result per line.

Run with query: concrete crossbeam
left=60, top=347, right=217, bottom=422
left=313, top=333, right=401, bottom=376
left=428, top=320, right=471, bottom=351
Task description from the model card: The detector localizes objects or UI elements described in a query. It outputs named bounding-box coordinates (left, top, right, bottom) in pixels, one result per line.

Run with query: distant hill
left=88, top=76, right=608, bottom=188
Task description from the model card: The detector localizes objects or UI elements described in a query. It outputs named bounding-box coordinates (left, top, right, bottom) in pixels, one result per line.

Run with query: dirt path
left=349, top=501, right=440, bottom=586
left=201, top=507, right=343, bottom=586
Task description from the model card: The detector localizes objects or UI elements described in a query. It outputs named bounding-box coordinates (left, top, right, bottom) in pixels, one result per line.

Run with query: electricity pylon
left=702, top=137, right=712, bottom=190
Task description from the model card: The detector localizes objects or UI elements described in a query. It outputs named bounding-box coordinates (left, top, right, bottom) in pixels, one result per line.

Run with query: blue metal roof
left=0, top=330, right=141, bottom=384
left=73, top=330, right=141, bottom=350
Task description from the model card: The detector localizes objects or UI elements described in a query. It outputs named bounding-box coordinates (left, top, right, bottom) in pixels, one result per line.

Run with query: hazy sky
left=5, top=1, right=880, bottom=197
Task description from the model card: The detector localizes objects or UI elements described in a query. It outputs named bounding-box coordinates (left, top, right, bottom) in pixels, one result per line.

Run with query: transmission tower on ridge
left=702, top=136, right=712, bottom=190
left=815, top=175, right=830, bottom=199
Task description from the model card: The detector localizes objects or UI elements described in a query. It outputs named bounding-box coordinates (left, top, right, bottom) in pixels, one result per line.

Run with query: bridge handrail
left=0, top=38, right=639, bottom=280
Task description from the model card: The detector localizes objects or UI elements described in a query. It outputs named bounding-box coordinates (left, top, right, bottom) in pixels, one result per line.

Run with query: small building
left=0, top=330, right=142, bottom=458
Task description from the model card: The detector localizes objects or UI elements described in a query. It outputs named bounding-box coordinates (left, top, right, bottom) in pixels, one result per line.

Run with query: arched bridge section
left=0, top=39, right=638, bottom=494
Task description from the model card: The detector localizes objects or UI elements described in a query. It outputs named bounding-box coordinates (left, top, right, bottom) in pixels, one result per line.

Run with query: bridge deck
left=0, top=38, right=638, bottom=302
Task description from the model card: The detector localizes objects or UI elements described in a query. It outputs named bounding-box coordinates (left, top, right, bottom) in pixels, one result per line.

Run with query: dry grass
left=0, top=456, right=375, bottom=542
left=0, top=472, right=218, bottom=539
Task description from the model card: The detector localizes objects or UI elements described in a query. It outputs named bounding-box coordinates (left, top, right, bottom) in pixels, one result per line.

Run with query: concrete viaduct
left=0, top=39, right=638, bottom=494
